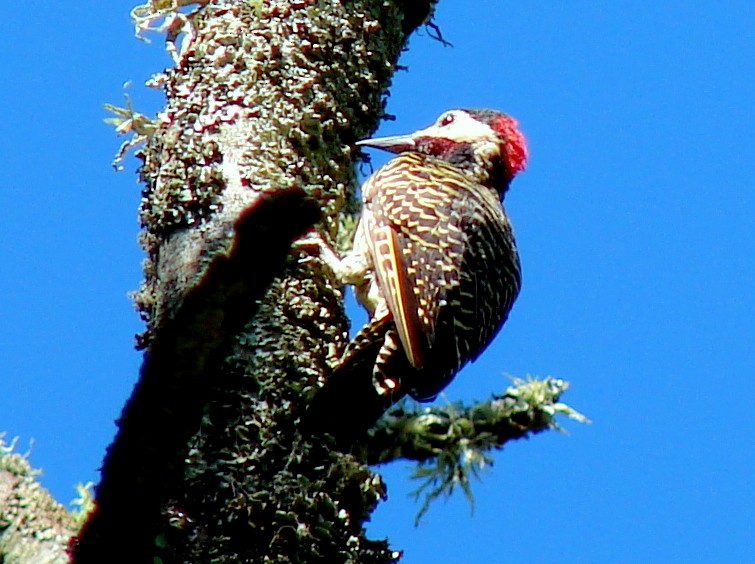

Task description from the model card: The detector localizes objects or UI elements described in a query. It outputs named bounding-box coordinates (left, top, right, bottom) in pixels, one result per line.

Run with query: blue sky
left=2, top=2, right=753, bottom=562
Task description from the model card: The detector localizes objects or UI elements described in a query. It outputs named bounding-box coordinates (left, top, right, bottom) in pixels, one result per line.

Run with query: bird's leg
left=295, top=229, right=364, bottom=282
left=295, top=228, right=379, bottom=316
left=294, top=229, right=338, bottom=265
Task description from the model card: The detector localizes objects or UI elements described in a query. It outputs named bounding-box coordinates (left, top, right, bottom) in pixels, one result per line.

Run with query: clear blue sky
left=2, top=2, right=753, bottom=562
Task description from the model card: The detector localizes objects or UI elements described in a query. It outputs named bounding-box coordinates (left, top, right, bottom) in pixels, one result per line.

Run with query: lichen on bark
left=133, top=0, right=407, bottom=346
left=77, top=0, right=437, bottom=562
left=0, top=440, right=77, bottom=564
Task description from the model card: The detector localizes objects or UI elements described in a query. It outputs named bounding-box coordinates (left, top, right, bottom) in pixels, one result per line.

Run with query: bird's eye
left=439, top=113, right=455, bottom=127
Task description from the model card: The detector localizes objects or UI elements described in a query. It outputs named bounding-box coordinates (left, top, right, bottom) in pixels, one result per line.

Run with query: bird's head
left=356, top=108, right=528, bottom=193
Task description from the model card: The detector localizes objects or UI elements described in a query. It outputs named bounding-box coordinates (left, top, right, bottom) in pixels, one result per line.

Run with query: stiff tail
left=302, top=318, right=407, bottom=446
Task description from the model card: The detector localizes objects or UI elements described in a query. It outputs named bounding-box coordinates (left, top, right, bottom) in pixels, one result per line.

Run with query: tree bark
left=74, top=0, right=436, bottom=561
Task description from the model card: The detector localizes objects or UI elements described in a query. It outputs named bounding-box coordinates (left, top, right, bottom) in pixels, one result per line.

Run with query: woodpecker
left=307, top=108, right=527, bottom=441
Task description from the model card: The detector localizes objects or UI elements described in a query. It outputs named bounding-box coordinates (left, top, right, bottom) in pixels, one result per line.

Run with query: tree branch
left=0, top=439, right=77, bottom=564
left=364, top=378, right=588, bottom=522
left=367, top=377, right=586, bottom=465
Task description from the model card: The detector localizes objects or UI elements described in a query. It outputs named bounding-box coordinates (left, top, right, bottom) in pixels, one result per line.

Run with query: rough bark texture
left=0, top=448, right=77, bottom=564
left=74, top=0, right=436, bottom=562
left=73, top=189, right=322, bottom=561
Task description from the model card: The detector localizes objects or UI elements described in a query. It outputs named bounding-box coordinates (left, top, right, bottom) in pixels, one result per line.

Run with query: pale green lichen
left=132, top=0, right=404, bottom=344
left=104, top=87, right=158, bottom=169
left=131, top=0, right=212, bottom=42
left=70, top=482, right=96, bottom=528
left=118, top=0, right=433, bottom=560
left=407, top=377, right=588, bottom=523
left=0, top=436, right=78, bottom=562
left=0, top=435, right=36, bottom=477
left=507, top=376, right=591, bottom=429
left=362, top=377, right=588, bottom=524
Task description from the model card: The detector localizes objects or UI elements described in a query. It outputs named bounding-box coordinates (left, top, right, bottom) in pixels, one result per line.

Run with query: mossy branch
left=0, top=436, right=78, bottom=563
left=364, top=377, right=589, bottom=522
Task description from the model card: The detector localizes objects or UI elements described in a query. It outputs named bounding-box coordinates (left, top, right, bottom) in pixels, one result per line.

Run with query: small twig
left=425, top=19, right=453, bottom=47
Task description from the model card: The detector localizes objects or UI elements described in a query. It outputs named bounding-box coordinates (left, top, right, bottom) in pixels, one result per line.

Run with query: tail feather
left=303, top=319, right=407, bottom=445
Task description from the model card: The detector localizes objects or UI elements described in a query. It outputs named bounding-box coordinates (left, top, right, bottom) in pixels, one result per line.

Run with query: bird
left=305, top=108, right=527, bottom=442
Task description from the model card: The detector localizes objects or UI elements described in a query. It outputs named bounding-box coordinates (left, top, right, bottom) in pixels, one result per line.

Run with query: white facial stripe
left=414, top=111, right=498, bottom=143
